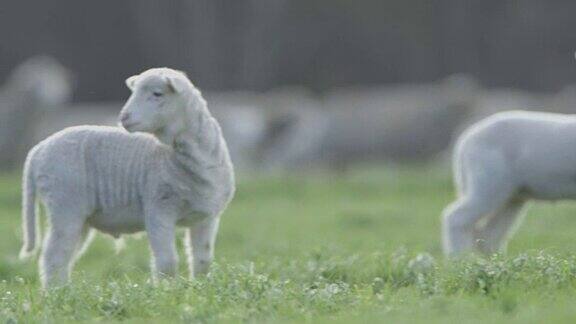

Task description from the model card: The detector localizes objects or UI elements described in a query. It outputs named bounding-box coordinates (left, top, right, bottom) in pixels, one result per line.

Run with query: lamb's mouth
left=121, top=121, right=141, bottom=131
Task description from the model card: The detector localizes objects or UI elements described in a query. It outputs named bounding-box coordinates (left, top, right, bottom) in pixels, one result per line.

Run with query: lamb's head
left=119, top=68, right=204, bottom=140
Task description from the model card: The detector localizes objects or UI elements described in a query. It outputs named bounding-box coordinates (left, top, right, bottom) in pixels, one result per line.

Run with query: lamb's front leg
left=145, top=212, right=178, bottom=280
left=185, top=216, right=220, bottom=278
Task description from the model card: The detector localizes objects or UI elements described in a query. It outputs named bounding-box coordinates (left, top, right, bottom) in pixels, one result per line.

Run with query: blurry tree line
left=1, top=0, right=576, bottom=101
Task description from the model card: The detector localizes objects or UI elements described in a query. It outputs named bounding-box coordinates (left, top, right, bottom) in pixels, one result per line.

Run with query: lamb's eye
left=153, top=92, right=163, bottom=97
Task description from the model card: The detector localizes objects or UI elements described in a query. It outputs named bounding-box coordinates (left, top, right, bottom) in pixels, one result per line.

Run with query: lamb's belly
left=87, top=204, right=145, bottom=236
left=523, top=174, right=576, bottom=201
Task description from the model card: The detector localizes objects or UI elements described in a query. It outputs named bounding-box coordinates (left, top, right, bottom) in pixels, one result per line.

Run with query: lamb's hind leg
left=185, top=216, right=220, bottom=278
left=40, top=209, right=88, bottom=288
left=475, top=199, right=525, bottom=255
left=442, top=197, right=495, bottom=255
left=442, top=175, right=515, bottom=256
left=443, top=144, right=517, bottom=256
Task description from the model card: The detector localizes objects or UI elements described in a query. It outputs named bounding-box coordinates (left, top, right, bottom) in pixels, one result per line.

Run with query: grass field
left=3, top=166, right=576, bottom=322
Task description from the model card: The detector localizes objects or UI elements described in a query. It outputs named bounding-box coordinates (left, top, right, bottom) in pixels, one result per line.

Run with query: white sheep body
left=21, top=68, right=235, bottom=287
left=442, top=110, right=576, bottom=255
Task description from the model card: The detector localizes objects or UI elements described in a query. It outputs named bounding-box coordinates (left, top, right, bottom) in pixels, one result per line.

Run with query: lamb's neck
left=169, top=107, right=225, bottom=172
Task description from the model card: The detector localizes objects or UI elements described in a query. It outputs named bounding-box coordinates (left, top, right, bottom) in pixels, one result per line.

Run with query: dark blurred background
left=2, top=0, right=576, bottom=101
left=1, top=0, right=576, bottom=171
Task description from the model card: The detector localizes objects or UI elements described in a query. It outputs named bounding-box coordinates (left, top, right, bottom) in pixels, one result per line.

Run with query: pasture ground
left=2, top=166, right=576, bottom=323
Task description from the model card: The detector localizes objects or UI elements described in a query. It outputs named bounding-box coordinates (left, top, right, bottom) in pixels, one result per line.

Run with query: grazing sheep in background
left=33, top=102, right=121, bottom=143
left=442, top=110, right=576, bottom=255
left=257, top=75, right=478, bottom=170
left=205, top=98, right=267, bottom=170
left=0, top=56, right=73, bottom=169
left=20, top=68, right=235, bottom=287
left=207, top=87, right=320, bottom=171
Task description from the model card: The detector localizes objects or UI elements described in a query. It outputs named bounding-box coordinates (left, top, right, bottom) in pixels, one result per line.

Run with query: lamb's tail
left=19, top=147, right=39, bottom=260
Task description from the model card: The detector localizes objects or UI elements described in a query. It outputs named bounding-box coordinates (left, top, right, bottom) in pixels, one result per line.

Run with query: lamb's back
left=32, top=126, right=162, bottom=210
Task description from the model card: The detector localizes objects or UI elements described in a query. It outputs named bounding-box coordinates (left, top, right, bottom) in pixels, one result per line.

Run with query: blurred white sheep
left=257, top=75, right=479, bottom=170
left=205, top=91, right=268, bottom=169
left=0, top=56, right=73, bottom=168
left=21, top=68, right=235, bottom=287
left=442, top=110, right=576, bottom=255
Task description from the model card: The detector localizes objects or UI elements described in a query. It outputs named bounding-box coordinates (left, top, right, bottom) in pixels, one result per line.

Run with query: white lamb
left=20, top=68, right=235, bottom=287
left=442, top=110, right=576, bottom=256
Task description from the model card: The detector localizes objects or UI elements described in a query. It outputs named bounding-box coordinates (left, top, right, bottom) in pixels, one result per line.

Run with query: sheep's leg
left=443, top=146, right=517, bottom=256
left=442, top=180, right=515, bottom=256
left=40, top=215, right=86, bottom=288
left=186, top=216, right=220, bottom=278
left=442, top=197, right=495, bottom=255
left=475, top=200, right=525, bottom=255
left=145, top=215, right=178, bottom=280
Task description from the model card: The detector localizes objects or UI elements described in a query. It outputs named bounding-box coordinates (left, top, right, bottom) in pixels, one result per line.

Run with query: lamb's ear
left=166, top=75, right=189, bottom=93
left=125, top=75, right=139, bottom=90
